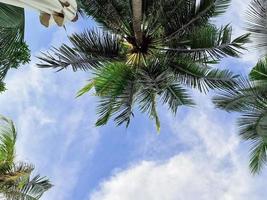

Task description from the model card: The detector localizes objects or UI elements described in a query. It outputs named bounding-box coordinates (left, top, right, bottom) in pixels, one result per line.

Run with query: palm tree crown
left=0, top=115, right=52, bottom=199
left=38, top=0, right=250, bottom=131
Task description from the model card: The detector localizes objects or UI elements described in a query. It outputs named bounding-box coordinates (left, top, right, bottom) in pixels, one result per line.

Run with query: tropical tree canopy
left=0, top=115, right=52, bottom=199
left=37, top=0, right=250, bottom=131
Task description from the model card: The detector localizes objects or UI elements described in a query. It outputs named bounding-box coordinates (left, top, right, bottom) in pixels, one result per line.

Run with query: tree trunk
left=132, top=0, right=143, bottom=46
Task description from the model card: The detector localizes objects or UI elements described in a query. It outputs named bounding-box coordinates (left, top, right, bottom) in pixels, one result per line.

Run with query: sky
left=0, top=0, right=267, bottom=199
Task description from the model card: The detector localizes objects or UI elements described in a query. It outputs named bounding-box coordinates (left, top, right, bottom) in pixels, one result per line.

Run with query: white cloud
left=88, top=90, right=267, bottom=200
left=89, top=146, right=266, bottom=200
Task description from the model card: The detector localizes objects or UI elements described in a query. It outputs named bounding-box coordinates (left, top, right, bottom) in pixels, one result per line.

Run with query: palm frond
left=250, top=57, right=267, bottom=81
left=163, top=0, right=231, bottom=42
left=37, top=30, right=122, bottom=71
left=80, top=0, right=133, bottom=35
left=0, top=115, right=16, bottom=166
left=170, top=57, right=238, bottom=93
left=249, top=138, right=267, bottom=174
left=212, top=77, right=265, bottom=112
left=237, top=101, right=267, bottom=174
left=161, top=84, right=194, bottom=115
left=162, top=25, right=250, bottom=61
left=0, top=3, right=30, bottom=82
left=137, top=89, right=160, bottom=131
left=246, top=0, right=267, bottom=54
left=114, top=80, right=136, bottom=127
left=15, top=175, right=52, bottom=200
left=0, top=81, right=5, bottom=93
left=76, top=80, right=95, bottom=98
left=3, top=174, right=52, bottom=200
left=93, top=62, right=134, bottom=126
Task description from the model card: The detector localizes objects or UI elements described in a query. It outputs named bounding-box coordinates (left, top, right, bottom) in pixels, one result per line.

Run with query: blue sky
left=1, top=0, right=267, bottom=199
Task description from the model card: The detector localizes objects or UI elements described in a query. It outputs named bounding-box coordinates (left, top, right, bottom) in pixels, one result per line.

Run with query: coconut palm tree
left=0, top=115, right=52, bottom=199
left=0, top=3, right=30, bottom=92
left=37, top=0, right=250, bottom=131
left=213, top=0, right=267, bottom=174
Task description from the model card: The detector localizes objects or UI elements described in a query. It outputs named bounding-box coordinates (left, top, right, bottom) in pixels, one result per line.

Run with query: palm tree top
left=38, top=0, right=250, bottom=131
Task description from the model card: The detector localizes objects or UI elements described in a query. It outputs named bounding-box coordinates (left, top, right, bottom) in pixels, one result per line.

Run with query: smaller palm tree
left=213, top=0, right=267, bottom=174
left=213, top=57, right=267, bottom=174
left=0, top=115, right=52, bottom=199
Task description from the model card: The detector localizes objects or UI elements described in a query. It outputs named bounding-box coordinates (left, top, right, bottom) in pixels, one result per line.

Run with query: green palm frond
left=246, top=0, right=267, bottom=54
left=0, top=3, right=30, bottom=87
left=8, top=175, right=52, bottom=200
left=212, top=78, right=264, bottom=112
left=250, top=57, right=267, bottom=81
left=93, top=62, right=134, bottom=126
left=137, top=89, right=160, bottom=131
left=163, top=25, right=250, bottom=61
left=3, top=174, right=52, bottom=200
left=249, top=138, right=267, bottom=174
left=214, top=58, right=267, bottom=113
left=81, top=0, right=133, bottom=35
left=163, top=0, right=232, bottom=42
left=38, top=30, right=121, bottom=71
left=0, top=81, right=5, bottom=93
left=170, top=57, right=238, bottom=93
left=113, top=79, right=136, bottom=127
left=0, top=115, right=17, bottom=166
left=238, top=101, right=267, bottom=141
left=0, top=3, right=24, bottom=29
left=237, top=100, right=267, bottom=174
left=161, top=84, right=194, bottom=115
left=76, top=80, right=95, bottom=98
left=213, top=56, right=267, bottom=174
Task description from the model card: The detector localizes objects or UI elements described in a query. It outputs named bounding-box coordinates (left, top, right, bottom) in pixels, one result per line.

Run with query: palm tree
left=0, top=115, right=52, bottom=199
left=37, top=0, right=250, bottom=131
left=0, top=3, right=30, bottom=93
left=213, top=58, right=267, bottom=174
left=213, top=0, right=267, bottom=174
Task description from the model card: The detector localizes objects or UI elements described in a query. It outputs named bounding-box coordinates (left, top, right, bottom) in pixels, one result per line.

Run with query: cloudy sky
left=0, top=0, right=266, bottom=199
